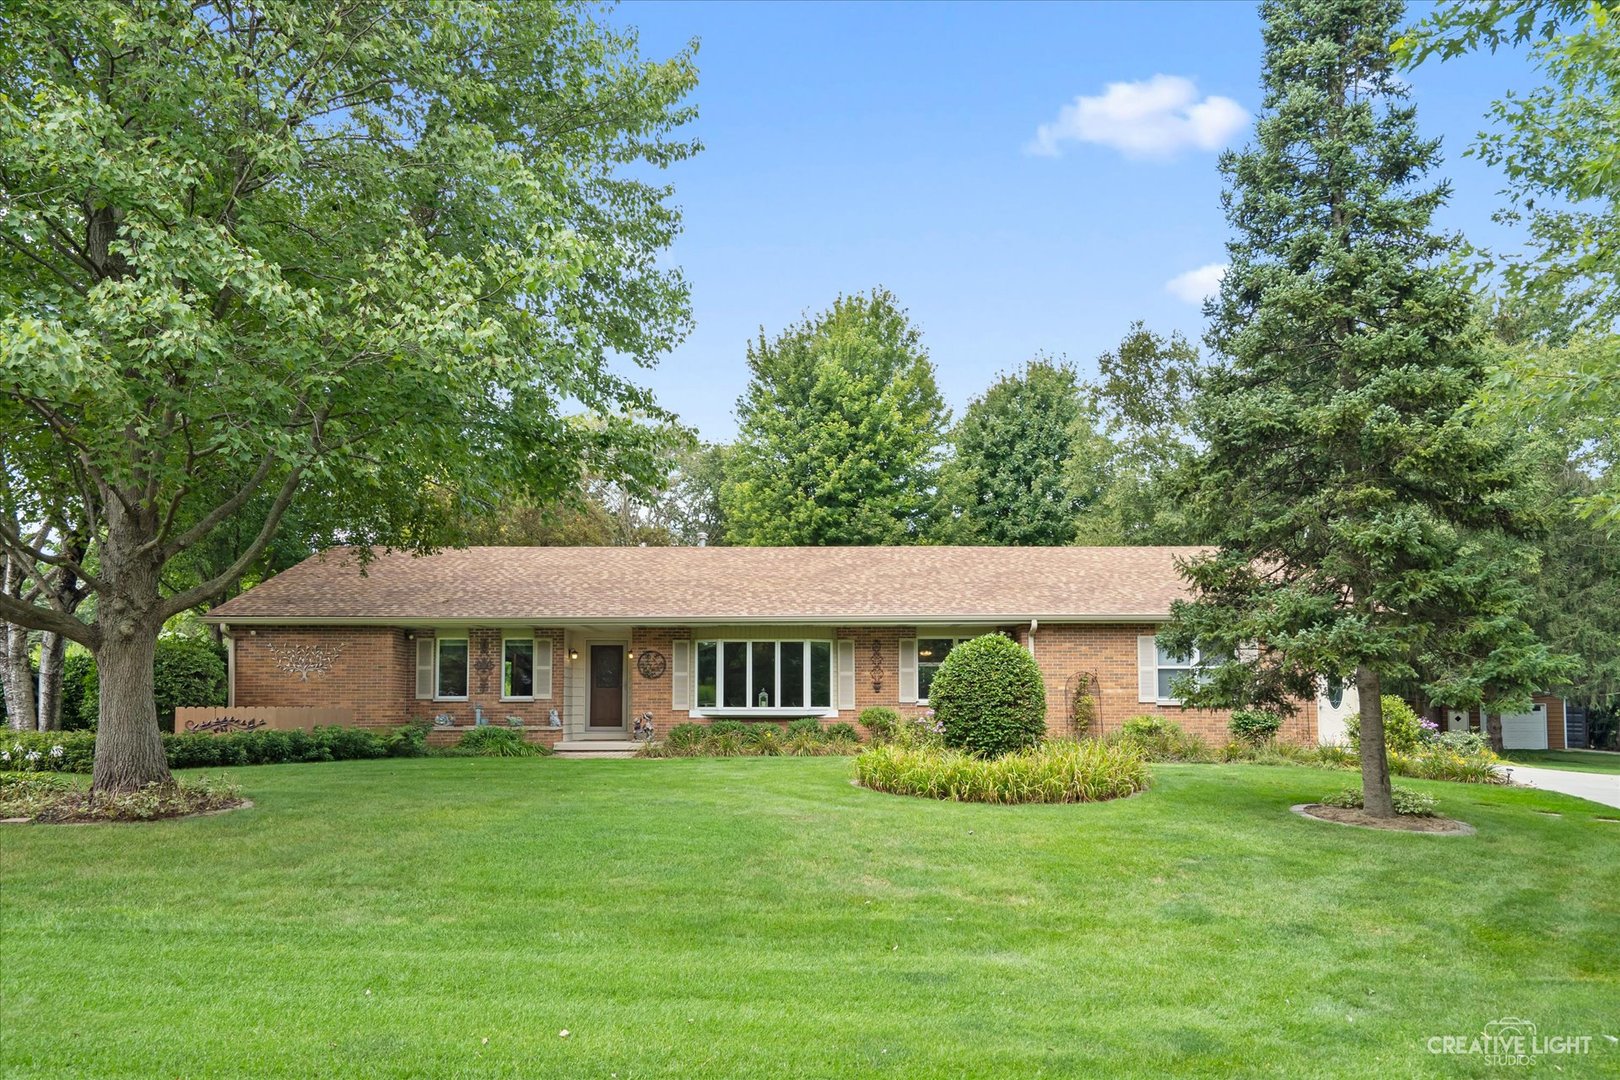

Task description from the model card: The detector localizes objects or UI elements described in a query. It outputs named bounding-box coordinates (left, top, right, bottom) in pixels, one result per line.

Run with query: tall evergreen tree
left=722, top=290, right=947, bottom=545
left=940, top=359, right=1107, bottom=546
left=1159, top=0, right=1566, bottom=816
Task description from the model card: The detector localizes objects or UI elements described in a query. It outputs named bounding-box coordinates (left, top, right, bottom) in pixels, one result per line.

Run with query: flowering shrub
left=1, top=731, right=95, bottom=772
left=1389, top=746, right=1505, bottom=785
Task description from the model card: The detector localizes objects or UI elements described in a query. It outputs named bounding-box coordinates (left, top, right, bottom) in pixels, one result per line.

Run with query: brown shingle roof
left=207, top=546, right=1209, bottom=624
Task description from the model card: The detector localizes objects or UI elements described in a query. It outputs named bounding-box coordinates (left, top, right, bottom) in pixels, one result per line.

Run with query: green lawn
left=3, top=759, right=1618, bottom=1078
left=1502, top=748, right=1620, bottom=775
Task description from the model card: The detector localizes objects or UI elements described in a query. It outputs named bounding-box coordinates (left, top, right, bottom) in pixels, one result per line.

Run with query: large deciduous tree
left=938, top=358, right=1107, bottom=546
left=1158, top=0, right=1566, bottom=817
left=0, top=2, right=697, bottom=792
left=1401, top=1, right=1619, bottom=526
left=721, top=290, right=948, bottom=545
left=1076, top=323, right=1206, bottom=545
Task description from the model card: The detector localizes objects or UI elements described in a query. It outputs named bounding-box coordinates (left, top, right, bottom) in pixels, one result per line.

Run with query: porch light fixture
left=568, top=648, right=579, bottom=662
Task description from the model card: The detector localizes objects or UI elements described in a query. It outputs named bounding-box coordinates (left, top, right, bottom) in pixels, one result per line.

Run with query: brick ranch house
left=203, top=545, right=1569, bottom=751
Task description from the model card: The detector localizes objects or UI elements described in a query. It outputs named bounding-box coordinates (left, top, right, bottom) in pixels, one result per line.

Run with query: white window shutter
left=899, top=639, right=919, bottom=704
left=837, top=639, right=856, bottom=710
left=671, top=640, right=691, bottom=710
left=415, top=637, right=434, bottom=699
left=1137, top=635, right=1158, bottom=704
left=535, top=637, right=553, bottom=698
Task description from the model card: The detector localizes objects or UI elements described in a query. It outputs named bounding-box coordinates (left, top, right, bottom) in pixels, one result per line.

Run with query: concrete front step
left=554, top=739, right=643, bottom=759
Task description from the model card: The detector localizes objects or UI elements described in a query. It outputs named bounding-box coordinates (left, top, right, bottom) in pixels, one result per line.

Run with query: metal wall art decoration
left=182, top=715, right=268, bottom=734
left=869, top=639, right=884, bottom=694
left=267, top=639, right=345, bottom=681
left=474, top=637, right=495, bottom=694
left=637, top=650, right=667, bottom=679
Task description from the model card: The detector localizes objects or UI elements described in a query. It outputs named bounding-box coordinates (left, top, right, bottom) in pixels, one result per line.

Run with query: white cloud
left=1165, top=262, right=1227, bottom=304
left=1027, top=75, right=1247, bottom=160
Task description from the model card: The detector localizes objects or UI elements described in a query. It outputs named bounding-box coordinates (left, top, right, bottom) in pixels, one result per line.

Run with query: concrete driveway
left=1501, top=764, right=1620, bottom=810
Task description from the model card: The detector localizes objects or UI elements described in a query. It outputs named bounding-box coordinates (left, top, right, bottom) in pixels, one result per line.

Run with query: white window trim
left=435, top=636, right=469, bottom=701
left=916, top=636, right=971, bottom=707
left=693, top=638, right=834, bottom=716
left=1155, top=647, right=1203, bottom=706
left=501, top=634, right=536, bottom=701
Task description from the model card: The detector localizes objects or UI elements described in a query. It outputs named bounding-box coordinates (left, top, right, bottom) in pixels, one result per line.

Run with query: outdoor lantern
left=568, top=648, right=579, bottom=661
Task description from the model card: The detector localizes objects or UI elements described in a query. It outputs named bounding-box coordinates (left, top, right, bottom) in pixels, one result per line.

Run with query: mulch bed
left=1291, top=803, right=1475, bottom=835
left=0, top=775, right=248, bottom=824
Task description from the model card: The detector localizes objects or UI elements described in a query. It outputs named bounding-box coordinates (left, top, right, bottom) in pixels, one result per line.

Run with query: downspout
left=223, top=625, right=235, bottom=707
left=1028, top=619, right=1038, bottom=660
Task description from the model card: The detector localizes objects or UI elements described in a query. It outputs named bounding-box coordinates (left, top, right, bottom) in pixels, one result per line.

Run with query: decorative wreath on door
left=637, top=650, right=667, bottom=679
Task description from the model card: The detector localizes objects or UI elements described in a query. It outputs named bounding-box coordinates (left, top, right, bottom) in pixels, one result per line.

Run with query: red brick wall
left=232, top=621, right=1319, bottom=746
left=1028, top=623, right=1315, bottom=745
left=629, top=626, right=688, bottom=733
left=232, top=626, right=411, bottom=726
left=232, top=626, right=567, bottom=747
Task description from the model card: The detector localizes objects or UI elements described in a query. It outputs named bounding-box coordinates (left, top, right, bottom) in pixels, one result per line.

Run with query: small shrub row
left=3, top=723, right=429, bottom=773
left=646, top=719, right=861, bottom=759
left=0, top=772, right=244, bottom=823
left=640, top=729, right=862, bottom=758
left=855, top=740, right=1149, bottom=804
left=1319, top=785, right=1440, bottom=817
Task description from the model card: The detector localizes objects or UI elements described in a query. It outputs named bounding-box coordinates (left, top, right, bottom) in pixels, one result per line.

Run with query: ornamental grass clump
left=453, top=727, right=545, bottom=758
left=927, top=634, right=1047, bottom=758
left=855, top=740, right=1148, bottom=804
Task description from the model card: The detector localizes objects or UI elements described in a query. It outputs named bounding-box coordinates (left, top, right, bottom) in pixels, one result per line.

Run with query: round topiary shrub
left=927, top=634, right=1047, bottom=758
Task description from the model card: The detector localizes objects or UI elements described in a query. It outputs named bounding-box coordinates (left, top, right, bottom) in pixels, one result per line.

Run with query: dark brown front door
left=589, top=645, right=625, bottom=728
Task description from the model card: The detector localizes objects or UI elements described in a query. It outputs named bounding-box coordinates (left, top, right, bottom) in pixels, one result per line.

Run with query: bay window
left=695, top=639, right=833, bottom=712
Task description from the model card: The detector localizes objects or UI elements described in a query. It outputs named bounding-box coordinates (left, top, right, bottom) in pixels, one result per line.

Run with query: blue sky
left=610, top=1, right=1537, bottom=441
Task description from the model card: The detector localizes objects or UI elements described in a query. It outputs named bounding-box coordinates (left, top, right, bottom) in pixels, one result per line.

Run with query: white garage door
left=1499, top=703, right=1548, bottom=750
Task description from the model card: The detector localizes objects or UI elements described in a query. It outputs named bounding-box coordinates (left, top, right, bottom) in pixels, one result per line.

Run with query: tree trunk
left=92, top=626, right=172, bottom=793
left=3, top=619, right=37, bottom=732
left=36, top=631, right=65, bottom=731
left=1485, top=711, right=1505, bottom=755
left=91, top=502, right=173, bottom=795
left=1356, top=665, right=1395, bottom=818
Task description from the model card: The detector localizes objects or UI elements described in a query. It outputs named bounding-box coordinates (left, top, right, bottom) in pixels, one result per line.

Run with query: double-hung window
left=917, top=637, right=968, bottom=703
left=695, top=639, right=832, bottom=712
left=1155, top=645, right=1212, bottom=704
left=503, top=636, right=534, bottom=699
left=436, top=637, right=469, bottom=699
